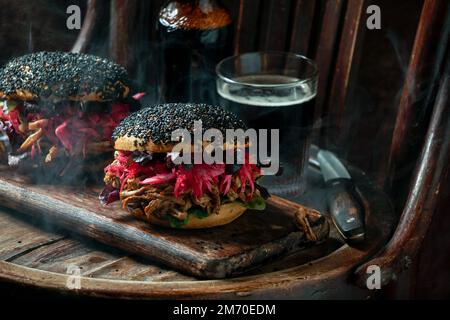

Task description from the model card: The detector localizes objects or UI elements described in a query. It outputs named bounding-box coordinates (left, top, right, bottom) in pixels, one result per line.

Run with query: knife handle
left=326, top=178, right=365, bottom=242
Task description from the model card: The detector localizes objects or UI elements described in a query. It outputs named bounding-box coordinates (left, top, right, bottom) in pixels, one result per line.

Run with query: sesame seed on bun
left=0, top=51, right=130, bottom=102
left=112, top=103, right=248, bottom=153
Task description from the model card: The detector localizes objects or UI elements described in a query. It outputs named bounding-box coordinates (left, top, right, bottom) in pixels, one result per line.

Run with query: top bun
left=112, top=103, right=247, bottom=153
left=0, top=52, right=130, bottom=102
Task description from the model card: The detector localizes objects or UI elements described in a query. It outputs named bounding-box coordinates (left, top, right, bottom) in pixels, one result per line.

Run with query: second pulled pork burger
left=0, top=51, right=140, bottom=180
left=101, top=103, right=269, bottom=229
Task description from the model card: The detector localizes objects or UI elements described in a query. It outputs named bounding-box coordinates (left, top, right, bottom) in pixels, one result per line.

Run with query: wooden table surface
left=0, top=166, right=396, bottom=299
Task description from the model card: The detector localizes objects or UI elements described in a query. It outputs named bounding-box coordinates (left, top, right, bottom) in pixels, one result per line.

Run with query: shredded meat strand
left=17, top=128, right=44, bottom=152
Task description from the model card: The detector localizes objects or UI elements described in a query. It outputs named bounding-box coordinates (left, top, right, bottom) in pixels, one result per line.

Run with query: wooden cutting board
left=0, top=171, right=329, bottom=279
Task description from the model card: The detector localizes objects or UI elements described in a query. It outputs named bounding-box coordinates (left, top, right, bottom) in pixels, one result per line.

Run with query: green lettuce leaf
left=167, top=215, right=189, bottom=228
left=165, top=206, right=208, bottom=228
left=237, top=195, right=266, bottom=211
left=165, top=196, right=266, bottom=228
left=188, top=206, right=208, bottom=219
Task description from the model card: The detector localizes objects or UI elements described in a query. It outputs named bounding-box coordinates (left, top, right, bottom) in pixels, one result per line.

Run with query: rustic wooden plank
left=313, top=0, right=345, bottom=122
left=0, top=171, right=328, bottom=279
left=326, top=0, right=367, bottom=145
left=84, top=257, right=194, bottom=281
left=0, top=209, right=65, bottom=261
left=11, top=238, right=112, bottom=272
left=0, top=165, right=395, bottom=299
left=9, top=235, right=194, bottom=282
left=381, top=0, right=450, bottom=188
left=288, top=0, right=317, bottom=55
left=258, top=0, right=293, bottom=51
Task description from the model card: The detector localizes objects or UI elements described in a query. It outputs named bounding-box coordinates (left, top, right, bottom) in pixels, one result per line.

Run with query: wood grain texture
left=382, top=0, right=450, bottom=188
left=0, top=212, right=64, bottom=261
left=71, top=0, right=97, bottom=54
left=326, top=0, right=367, bottom=145
left=314, top=0, right=344, bottom=122
left=0, top=165, right=395, bottom=298
left=289, top=0, right=317, bottom=55
left=233, top=0, right=262, bottom=54
left=0, top=171, right=328, bottom=279
left=355, top=54, right=450, bottom=287
left=258, top=0, right=293, bottom=51
left=109, top=0, right=139, bottom=68
left=10, top=237, right=194, bottom=281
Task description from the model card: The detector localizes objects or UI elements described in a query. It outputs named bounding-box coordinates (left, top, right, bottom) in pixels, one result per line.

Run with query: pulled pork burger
left=101, top=103, right=269, bottom=229
left=0, top=51, right=140, bottom=180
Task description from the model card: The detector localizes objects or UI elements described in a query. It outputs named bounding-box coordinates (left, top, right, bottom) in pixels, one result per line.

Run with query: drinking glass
left=216, top=51, right=318, bottom=195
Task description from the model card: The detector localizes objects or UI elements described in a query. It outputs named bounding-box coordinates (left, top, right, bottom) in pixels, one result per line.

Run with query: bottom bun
left=137, top=202, right=247, bottom=229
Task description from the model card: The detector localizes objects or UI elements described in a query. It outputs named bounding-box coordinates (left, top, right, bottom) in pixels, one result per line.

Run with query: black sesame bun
left=112, top=103, right=248, bottom=153
left=0, top=52, right=130, bottom=102
left=132, top=202, right=247, bottom=229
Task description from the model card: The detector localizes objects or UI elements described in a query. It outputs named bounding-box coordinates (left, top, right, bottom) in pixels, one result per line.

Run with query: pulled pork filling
left=0, top=100, right=131, bottom=170
left=101, top=151, right=267, bottom=225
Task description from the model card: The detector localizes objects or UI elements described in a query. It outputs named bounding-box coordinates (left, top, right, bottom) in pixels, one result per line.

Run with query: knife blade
left=316, top=149, right=366, bottom=242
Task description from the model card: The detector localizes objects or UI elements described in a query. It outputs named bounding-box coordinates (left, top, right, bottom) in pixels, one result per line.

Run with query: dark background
left=0, top=0, right=448, bottom=299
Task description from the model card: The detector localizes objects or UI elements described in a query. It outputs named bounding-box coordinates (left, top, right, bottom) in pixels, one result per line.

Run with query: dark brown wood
left=413, top=158, right=450, bottom=298
left=109, top=0, right=139, bottom=68
left=313, top=0, right=344, bottom=122
left=325, top=0, right=367, bottom=144
left=233, top=0, right=262, bottom=54
left=0, top=165, right=395, bottom=299
left=288, top=0, right=317, bottom=55
left=381, top=0, right=450, bottom=188
left=0, top=212, right=64, bottom=261
left=258, top=0, right=293, bottom=51
left=10, top=237, right=193, bottom=281
left=0, top=205, right=195, bottom=282
left=71, top=0, right=98, bottom=53
left=0, top=171, right=328, bottom=279
left=355, top=58, right=450, bottom=287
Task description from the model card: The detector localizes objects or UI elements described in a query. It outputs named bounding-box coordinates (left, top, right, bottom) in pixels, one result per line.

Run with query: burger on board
left=0, top=51, right=141, bottom=180
left=101, top=103, right=269, bottom=229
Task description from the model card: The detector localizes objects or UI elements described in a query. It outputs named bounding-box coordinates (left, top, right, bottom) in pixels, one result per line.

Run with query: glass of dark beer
left=216, top=52, right=318, bottom=195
